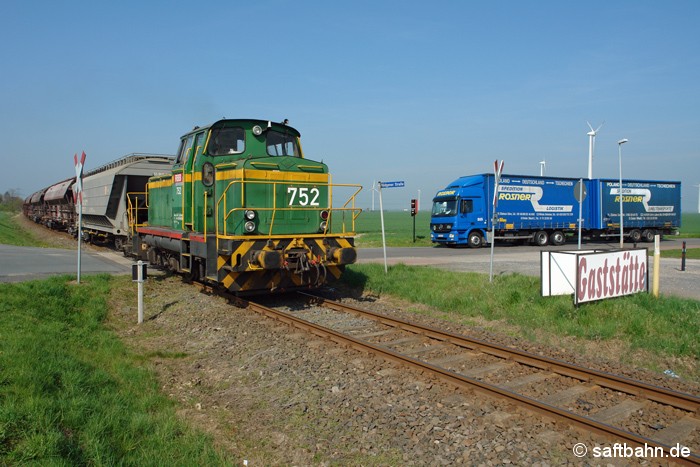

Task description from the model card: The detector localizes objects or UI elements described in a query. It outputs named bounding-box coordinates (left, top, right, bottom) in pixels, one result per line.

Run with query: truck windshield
left=432, top=198, right=458, bottom=217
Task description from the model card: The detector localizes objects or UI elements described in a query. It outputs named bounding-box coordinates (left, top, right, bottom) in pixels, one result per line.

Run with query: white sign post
left=376, top=180, right=405, bottom=273
left=132, top=260, right=148, bottom=324
left=489, top=160, right=504, bottom=283
left=74, top=152, right=86, bottom=284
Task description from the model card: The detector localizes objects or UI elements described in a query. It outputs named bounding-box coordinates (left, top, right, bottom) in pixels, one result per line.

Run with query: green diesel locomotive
left=129, top=119, right=361, bottom=294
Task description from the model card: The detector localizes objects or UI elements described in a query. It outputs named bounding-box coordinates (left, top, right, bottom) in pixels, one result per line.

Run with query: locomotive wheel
left=168, top=257, right=180, bottom=272
left=549, top=231, right=565, bottom=246
left=533, top=231, right=549, bottom=246
left=467, top=231, right=483, bottom=248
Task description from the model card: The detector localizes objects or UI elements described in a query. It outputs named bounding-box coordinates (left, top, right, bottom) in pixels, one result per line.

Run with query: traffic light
left=410, top=198, right=417, bottom=216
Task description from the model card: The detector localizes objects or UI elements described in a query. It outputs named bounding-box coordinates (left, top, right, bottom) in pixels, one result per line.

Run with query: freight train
left=25, top=119, right=361, bottom=294
left=25, top=154, right=174, bottom=242
left=430, top=173, right=681, bottom=247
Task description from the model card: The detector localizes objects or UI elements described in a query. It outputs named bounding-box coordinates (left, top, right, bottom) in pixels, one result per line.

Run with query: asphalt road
left=0, top=244, right=130, bottom=283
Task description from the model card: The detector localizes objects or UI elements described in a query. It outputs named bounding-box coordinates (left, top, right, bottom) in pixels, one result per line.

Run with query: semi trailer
left=430, top=174, right=681, bottom=247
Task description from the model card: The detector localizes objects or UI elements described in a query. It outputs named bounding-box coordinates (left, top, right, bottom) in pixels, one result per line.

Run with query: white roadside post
left=617, top=138, right=628, bottom=248
left=489, top=160, right=504, bottom=283
left=132, top=260, right=147, bottom=324
left=376, top=180, right=405, bottom=274
left=73, top=152, right=86, bottom=284
left=378, top=182, right=387, bottom=273
left=652, top=235, right=661, bottom=297
left=574, top=179, right=587, bottom=250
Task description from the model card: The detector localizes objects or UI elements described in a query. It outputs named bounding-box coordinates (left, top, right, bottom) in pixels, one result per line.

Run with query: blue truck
left=430, top=174, right=681, bottom=247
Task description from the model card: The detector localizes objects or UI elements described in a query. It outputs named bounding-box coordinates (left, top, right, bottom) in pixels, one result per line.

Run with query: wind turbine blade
left=595, top=121, right=605, bottom=132
left=587, top=121, right=594, bottom=132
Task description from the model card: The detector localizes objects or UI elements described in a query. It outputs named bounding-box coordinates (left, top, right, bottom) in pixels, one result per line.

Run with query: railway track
left=216, top=287, right=699, bottom=465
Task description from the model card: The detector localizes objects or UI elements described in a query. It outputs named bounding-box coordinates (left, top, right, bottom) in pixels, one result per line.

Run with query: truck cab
left=430, top=176, right=489, bottom=248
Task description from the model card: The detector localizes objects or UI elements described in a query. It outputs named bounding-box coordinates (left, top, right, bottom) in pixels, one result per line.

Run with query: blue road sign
left=379, top=181, right=405, bottom=188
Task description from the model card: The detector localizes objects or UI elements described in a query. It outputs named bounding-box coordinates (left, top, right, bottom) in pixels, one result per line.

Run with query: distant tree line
left=1, top=189, right=23, bottom=212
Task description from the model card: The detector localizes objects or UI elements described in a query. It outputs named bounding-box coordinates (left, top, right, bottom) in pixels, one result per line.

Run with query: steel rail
left=301, top=292, right=700, bottom=415
left=227, top=294, right=700, bottom=466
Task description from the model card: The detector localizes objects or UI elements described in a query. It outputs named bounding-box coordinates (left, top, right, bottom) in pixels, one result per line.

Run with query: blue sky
left=2, top=1, right=698, bottom=211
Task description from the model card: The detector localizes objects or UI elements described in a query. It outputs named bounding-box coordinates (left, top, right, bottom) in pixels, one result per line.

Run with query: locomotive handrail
left=126, top=191, right=150, bottom=235
left=214, top=178, right=361, bottom=243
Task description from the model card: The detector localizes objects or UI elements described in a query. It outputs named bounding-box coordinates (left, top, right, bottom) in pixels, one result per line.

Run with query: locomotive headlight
left=244, top=221, right=256, bottom=233
left=319, top=221, right=328, bottom=231
left=244, top=210, right=256, bottom=220
left=252, top=125, right=263, bottom=136
left=319, top=210, right=329, bottom=220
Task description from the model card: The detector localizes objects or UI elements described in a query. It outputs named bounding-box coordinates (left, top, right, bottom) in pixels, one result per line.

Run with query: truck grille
left=431, top=223, right=452, bottom=233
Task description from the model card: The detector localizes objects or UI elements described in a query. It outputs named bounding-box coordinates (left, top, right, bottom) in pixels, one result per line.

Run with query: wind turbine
left=539, top=160, right=546, bottom=176
left=695, top=184, right=700, bottom=214
left=586, top=121, right=604, bottom=179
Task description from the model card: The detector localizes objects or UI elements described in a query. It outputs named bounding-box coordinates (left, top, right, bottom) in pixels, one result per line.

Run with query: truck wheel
left=629, top=229, right=642, bottom=243
left=642, top=229, right=655, bottom=242
left=533, top=231, right=549, bottom=246
left=467, top=231, right=483, bottom=248
left=549, top=231, right=565, bottom=246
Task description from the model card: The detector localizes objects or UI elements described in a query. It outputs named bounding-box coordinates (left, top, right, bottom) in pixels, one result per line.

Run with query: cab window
left=178, top=135, right=195, bottom=166
left=208, top=127, right=245, bottom=156
left=266, top=131, right=299, bottom=157
left=194, top=132, right=206, bottom=157
left=175, top=139, right=186, bottom=164
left=460, top=199, right=473, bottom=214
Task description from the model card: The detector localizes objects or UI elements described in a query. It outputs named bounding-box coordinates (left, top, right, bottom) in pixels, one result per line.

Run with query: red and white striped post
left=74, top=152, right=86, bottom=283
left=489, top=160, right=504, bottom=283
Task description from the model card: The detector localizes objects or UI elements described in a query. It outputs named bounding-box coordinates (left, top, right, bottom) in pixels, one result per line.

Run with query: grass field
left=0, top=211, right=49, bottom=247
left=680, top=213, right=700, bottom=238
left=354, top=211, right=433, bottom=247
left=0, top=275, right=231, bottom=465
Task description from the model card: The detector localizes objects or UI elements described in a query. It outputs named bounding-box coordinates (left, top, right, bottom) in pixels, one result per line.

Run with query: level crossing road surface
left=0, top=244, right=131, bottom=283
left=1, top=239, right=698, bottom=300
left=357, top=237, right=700, bottom=301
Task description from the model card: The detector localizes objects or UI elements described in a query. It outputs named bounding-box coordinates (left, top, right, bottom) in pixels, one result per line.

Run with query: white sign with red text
left=541, top=249, right=648, bottom=305
left=576, top=249, right=648, bottom=304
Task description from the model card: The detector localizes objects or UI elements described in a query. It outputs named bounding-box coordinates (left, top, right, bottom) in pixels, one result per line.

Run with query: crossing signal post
left=410, top=198, right=418, bottom=243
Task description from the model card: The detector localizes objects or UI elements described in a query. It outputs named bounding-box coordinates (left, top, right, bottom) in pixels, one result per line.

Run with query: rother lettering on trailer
left=576, top=250, right=648, bottom=304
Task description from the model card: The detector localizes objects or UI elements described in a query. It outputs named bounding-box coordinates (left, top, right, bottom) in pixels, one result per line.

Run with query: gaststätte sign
left=576, top=249, right=647, bottom=304
left=541, top=248, right=648, bottom=305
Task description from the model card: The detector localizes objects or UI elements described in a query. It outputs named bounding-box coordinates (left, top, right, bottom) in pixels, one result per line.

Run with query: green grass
left=355, top=210, right=433, bottom=247
left=0, top=275, right=231, bottom=465
left=680, top=213, right=700, bottom=238
left=342, top=263, right=700, bottom=360
left=0, top=211, right=49, bottom=247
left=663, top=248, right=700, bottom=260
